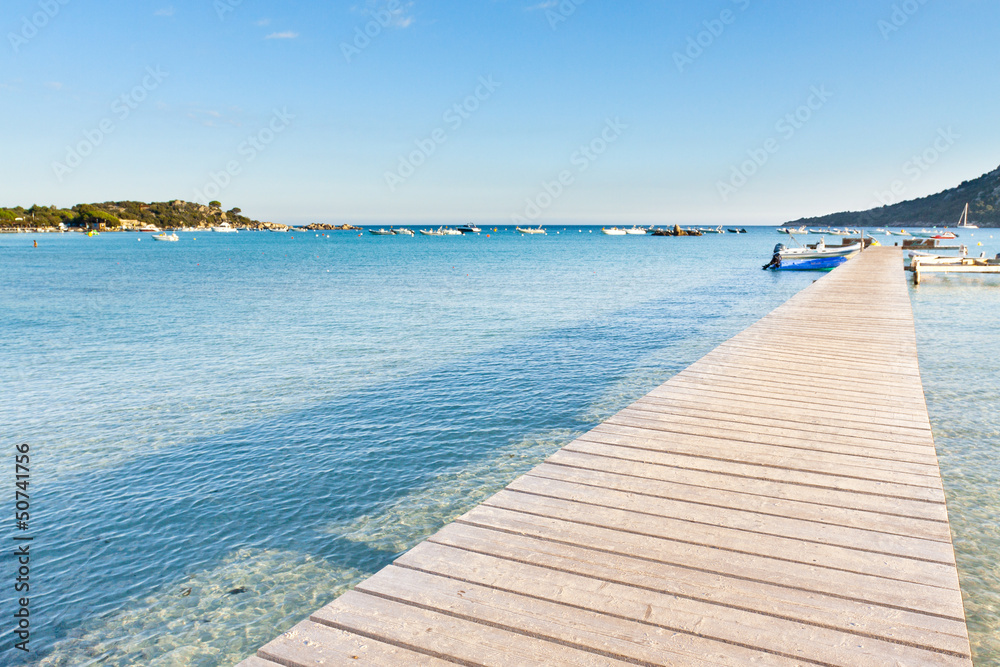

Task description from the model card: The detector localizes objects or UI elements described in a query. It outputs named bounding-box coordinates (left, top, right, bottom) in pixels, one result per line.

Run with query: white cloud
left=265, top=31, right=299, bottom=39
left=354, top=1, right=416, bottom=28
left=154, top=6, right=174, bottom=17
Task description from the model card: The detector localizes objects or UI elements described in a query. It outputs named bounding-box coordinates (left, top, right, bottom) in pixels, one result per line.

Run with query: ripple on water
left=34, top=549, right=368, bottom=667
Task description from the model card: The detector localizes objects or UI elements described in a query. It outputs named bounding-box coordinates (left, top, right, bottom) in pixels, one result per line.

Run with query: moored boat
left=771, top=256, right=848, bottom=271
left=212, top=222, right=238, bottom=233
left=393, top=228, right=414, bottom=236
left=779, top=240, right=862, bottom=260
left=151, top=232, right=179, bottom=242
left=601, top=227, right=627, bottom=235
left=516, top=226, right=546, bottom=234
left=457, top=223, right=481, bottom=233
left=368, top=228, right=395, bottom=235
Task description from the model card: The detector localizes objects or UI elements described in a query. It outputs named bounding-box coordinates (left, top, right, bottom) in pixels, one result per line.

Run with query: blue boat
left=772, top=256, right=848, bottom=271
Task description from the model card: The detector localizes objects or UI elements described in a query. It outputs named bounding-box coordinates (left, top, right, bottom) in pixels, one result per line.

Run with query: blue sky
left=2, top=0, right=998, bottom=225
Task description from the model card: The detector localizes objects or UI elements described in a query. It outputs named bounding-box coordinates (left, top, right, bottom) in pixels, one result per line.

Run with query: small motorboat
left=419, top=228, right=445, bottom=236
left=138, top=224, right=160, bottom=233
left=726, top=228, right=747, bottom=234
left=698, top=226, right=725, bottom=234
left=368, top=228, right=395, bottom=235
left=393, top=228, right=414, bottom=236
left=776, top=225, right=806, bottom=234
left=625, top=226, right=647, bottom=235
left=516, top=226, right=546, bottom=235
left=151, top=232, right=179, bottom=242
left=212, top=223, right=238, bottom=233
left=769, top=256, right=848, bottom=271
left=457, top=223, right=481, bottom=233
left=779, top=240, right=862, bottom=260
left=601, top=227, right=627, bottom=235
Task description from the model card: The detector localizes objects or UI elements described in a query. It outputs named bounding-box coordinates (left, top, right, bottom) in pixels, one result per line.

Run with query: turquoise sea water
left=1, top=228, right=997, bottom=665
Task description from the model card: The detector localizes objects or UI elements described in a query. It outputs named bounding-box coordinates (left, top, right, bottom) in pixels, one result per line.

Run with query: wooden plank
left=527, top=461, right=953, bottom=540
left=424, top=524, right=971, bottom=651
left=501, top=476, right=958, bottom=563
left=238, top=248, right=972, bottom=666
left=311, top=590, right=633, bottom=665
left=547, top=447, right=950, bottom=522
left=556, top=438, right=948, bottom=508
left=582, top=426, right=946, bottom=491
left=358, top=563, right=794, bottom=666
left=389, top=542, right=971, bottom=666
left=254, top=620, right=454, bottom=666
left=594, top=420, right=945, bottom=480
left=481, top=491, right=962, bottom=590
left=235, top=657, right=280, bottom=667
left=454, top=505, right=967, bottom=619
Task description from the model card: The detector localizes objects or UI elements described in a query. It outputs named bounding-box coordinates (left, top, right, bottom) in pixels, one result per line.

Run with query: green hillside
left=0, top=200, right=268, bottom=230
left=786, top=164, right=1000, bottom=228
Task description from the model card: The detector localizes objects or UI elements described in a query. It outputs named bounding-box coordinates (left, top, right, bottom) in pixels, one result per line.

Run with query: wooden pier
left=240, top=246, right=972, bottom=666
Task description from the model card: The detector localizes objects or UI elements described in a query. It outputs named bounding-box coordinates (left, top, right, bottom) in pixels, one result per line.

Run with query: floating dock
left=240, top=246, right=972, bottom=666
left=909, top=254, right=1000, bottom=284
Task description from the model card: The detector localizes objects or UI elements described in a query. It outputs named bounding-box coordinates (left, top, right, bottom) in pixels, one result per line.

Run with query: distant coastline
left=783, top=164, right=1000, bottom=228
left=0, top=200, right=283, bottom=232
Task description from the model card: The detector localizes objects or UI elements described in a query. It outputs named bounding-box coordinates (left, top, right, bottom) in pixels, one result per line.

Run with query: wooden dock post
left=239, top=247, right=973, bottom=666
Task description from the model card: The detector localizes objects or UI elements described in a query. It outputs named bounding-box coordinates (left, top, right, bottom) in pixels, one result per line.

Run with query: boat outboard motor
left=763, top=244, right=785, bottom=270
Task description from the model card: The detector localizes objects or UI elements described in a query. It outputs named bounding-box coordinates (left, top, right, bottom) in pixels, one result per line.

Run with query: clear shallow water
left=908, top=228, right=1000, bottom=666
left=1, top=228, right=996, bottom=665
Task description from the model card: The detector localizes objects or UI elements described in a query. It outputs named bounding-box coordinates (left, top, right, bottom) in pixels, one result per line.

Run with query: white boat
left=138, top=224, right=160, bottom=233
left=420, top=226, right=461, bottom=236
left=393, top=228, right=414, bottom=236
left=888, top=229, right=911, bottom=236
left=808, top=228, right=832, bottom=235
left=151, top=232, right=179, bottom=242
left=457, top=223, right=481, bottom=233
left=956, top=203, right=978, bottom=229
left=212, top=222, right=238, bottom=233
left=516, top=226, right=546, bottom=235
left=601, top=227, right=627, bottom=235
left=268, top=226, right=289, bottom=232
left=368, top=228, right=395, bottom=235
left=625, top=226, right=647, bottom=235
left=777, top=225, right=807, bottom=234
left=779, top=240, right=862, bottom=260
left=698, top=226, right=725, bottom=234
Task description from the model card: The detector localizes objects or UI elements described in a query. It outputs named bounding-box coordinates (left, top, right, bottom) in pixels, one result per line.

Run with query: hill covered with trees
left=785, top=164, right=1000, bottom=228
left=0, top=200, right=273, bottom=230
